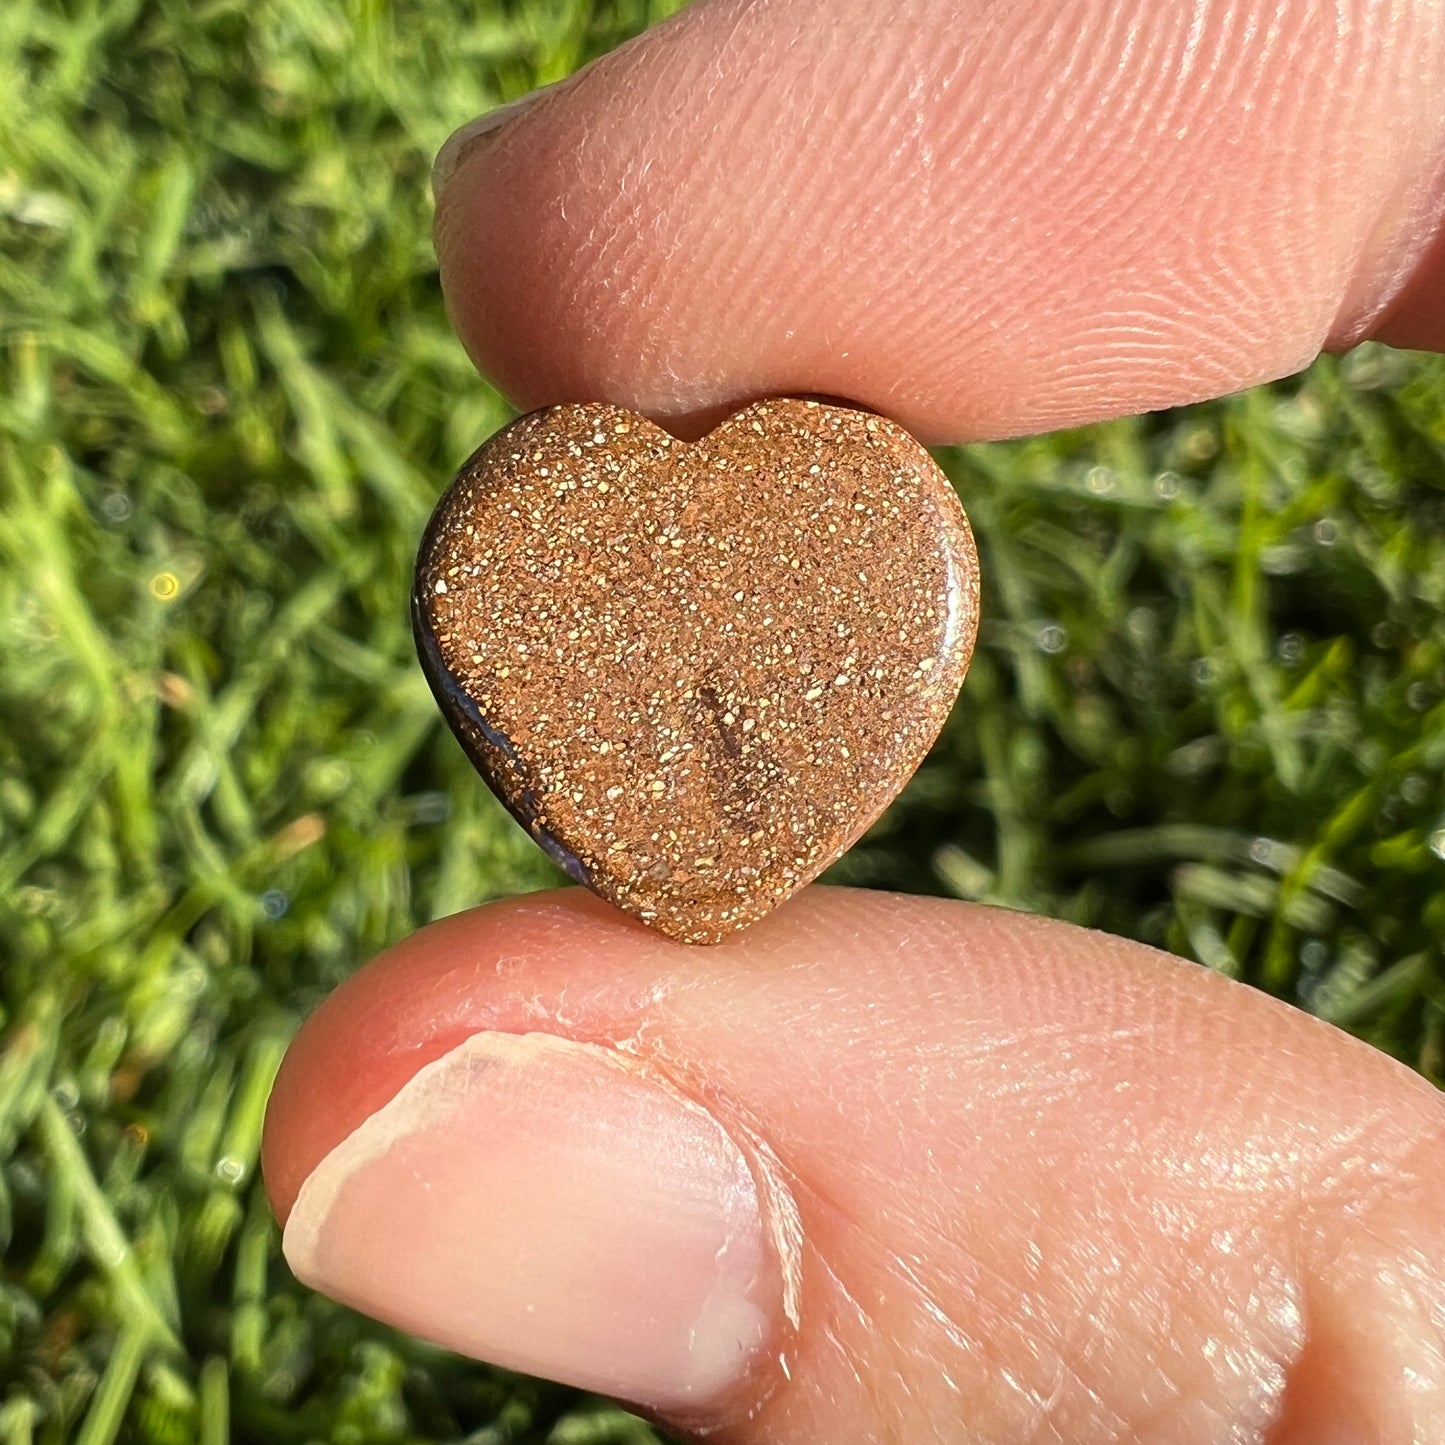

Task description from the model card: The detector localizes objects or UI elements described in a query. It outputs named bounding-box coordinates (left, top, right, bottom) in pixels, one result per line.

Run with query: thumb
left=433, top=0, right=1445, bottom=445
left=263, top=888, right=1445, bottom=1443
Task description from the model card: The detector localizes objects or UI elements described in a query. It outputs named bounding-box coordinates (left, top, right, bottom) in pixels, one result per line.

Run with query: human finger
left=433, top=0, right=1445, bottom=444
left=265, top=887, right=1445, bottom=1442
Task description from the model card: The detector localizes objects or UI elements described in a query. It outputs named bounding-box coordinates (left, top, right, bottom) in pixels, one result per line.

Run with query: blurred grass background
left=1, top=0, right=1443, bottom=1441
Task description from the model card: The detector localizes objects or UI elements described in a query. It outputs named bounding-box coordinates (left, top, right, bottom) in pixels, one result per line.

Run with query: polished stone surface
left=414, top=398, right=979, bottom=943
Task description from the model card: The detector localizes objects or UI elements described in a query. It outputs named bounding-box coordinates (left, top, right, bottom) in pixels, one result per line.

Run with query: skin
left=431, top=0, right=1445, bottom=441
left=265, top=1, right=1445, bottom=1440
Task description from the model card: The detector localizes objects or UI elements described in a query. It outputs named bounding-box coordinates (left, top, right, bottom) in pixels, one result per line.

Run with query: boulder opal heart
left=413, top=398, right=979, bottom=944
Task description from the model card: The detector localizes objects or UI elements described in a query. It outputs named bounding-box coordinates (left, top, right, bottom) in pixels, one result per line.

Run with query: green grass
left=1, top=0, right=1443, bottom=1441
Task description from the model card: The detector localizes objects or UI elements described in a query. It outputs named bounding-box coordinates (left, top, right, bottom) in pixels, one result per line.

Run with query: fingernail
left=283, top=1031, right=777, bottom=1412
left=432, top=77, right=571, bottom=201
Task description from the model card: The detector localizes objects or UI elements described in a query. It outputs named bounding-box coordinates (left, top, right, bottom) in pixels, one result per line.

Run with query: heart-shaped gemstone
left=413, top=398, right=978, bottom=944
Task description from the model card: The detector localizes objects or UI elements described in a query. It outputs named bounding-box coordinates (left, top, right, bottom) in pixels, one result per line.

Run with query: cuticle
left=598, top=1043, right=805, bottom=1427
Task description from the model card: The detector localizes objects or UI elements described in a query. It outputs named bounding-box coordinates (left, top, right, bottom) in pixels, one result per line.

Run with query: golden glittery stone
left=413, top=397, right=980, bottom=944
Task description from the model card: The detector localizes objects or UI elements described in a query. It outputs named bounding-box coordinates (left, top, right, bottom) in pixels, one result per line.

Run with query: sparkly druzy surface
left=414, top=398, right=979, bottom=944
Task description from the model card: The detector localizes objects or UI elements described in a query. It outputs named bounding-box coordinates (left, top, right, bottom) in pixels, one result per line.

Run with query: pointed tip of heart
left=415, top=398, right=979, bottom=943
